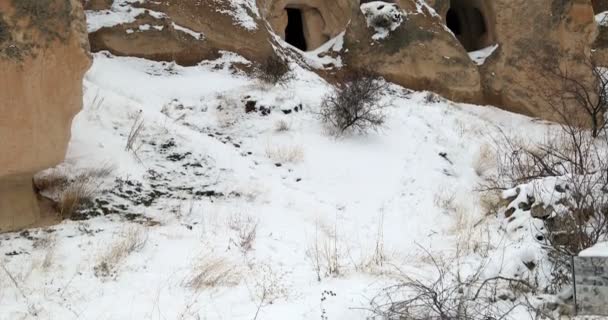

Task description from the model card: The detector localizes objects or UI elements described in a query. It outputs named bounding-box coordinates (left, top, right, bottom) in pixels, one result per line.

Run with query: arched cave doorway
left=282, top=6, right=329, bottom=51
left=445, top=0, right=490, bottom=52
left=285, top=8, right=307, bottom=51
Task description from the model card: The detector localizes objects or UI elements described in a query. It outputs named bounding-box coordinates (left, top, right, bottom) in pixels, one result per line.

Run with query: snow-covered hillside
left=0, top=50, right=566, bottom=319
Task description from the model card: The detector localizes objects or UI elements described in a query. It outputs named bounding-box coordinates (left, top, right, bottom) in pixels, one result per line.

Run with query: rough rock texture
left=594, top=24, right=608, bottom=66
left=479, top=0, right=597, bottom=121
left=0, top=0, right=91, bottom=232
left=87, top=0, right=599, bottom=122
left=343, top=0, right=483, bottom=103
left=593, top=0, right=608, bottom=13
left=88, top=0, right=275, bottom=65
left=261, top=0, right=354, bottom=51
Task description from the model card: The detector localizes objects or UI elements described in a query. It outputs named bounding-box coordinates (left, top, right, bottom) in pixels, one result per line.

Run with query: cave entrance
left=285, top=8, right=307, bottom=51
left=446, top=0, right=490, bottom=52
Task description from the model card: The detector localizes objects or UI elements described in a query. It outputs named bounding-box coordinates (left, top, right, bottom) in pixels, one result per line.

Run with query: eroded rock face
left=343, top=0, right=483, bottom=103
left=86, top=0, right=598, bottom=122
left=88, top=0, right=274, bottom=65
left=594, top=24, right=608, bottom=66
left=0, top=0, right=91, bottom=232
left=479, top=0, right=597, bottom=121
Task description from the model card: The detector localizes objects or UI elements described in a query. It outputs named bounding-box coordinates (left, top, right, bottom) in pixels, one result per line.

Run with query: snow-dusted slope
left=0, top=52, right=555, bottom=319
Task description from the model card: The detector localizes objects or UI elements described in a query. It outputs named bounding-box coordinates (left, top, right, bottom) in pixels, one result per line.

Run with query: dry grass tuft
left=35, top=166, right=114, bottom=219
left=228, top=213, right=259, bottom=252
left=184, top=255, right=241, bottom=290
left=473, top=143, right=497, bottom=177
left=265, top=144, right=304, bottom=164
left=274, top=120, right=290, bottom=132
left=94, top=226, right=148, bottom=279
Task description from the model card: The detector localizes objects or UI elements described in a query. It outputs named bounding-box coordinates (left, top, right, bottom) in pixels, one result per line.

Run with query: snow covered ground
left=0, top=50, right=569, bottom=319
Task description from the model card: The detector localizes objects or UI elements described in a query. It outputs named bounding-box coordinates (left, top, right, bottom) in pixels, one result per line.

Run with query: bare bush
left=125, top=110, right=145, bottom=158
left=319, top=72, right=388, bottom=135
left=184, top=255, right=241, bottom=290
left=227, top=213, right=259, bottom=253
left=255, top=55, right=293, bottom=85
left=265, top=144, right=304, bottom=164
left=369, top=248, right=527, bottom=320
left=36, top=166, right=113, bottom=219
left=94, top=226, right=148, bottom=279
left=274, top=119, right=290, bottom=132
left=537, top=60, right=607, bottom=138
left=250, top=263, right=290, bottom=320
left=307, top=221, right=342, bottom=281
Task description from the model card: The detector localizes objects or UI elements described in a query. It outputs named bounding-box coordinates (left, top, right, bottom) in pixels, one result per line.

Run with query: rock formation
left=477, top=0, right=597, bottom=121
left=343, top=0, right=483, bottom=103
left=85, top=0, right=600, bottom=123
left=0, top=0, right=91, bottom=232
left=87, top=0, right=275, bottom=65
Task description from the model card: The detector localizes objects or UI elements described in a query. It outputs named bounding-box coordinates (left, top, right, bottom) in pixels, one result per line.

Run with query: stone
left=0, top=0, right=91, bottom=232
left=344, top=0, right=483, bottom=103
left=89, top=0, right=274, bottom=66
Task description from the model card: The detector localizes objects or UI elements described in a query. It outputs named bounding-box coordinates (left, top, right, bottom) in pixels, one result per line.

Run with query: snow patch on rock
left=361, top=1, right=404, bottom=40
left=214, top=0, right=260, bottom=31
left=596, top=11, right=608, bottom=26
left=468, top=44, right=499, bottom=65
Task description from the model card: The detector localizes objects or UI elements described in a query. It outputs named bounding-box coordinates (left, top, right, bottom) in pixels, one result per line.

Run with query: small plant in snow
left=319, top=72, right=388, bottom=136
left=125, top=110, right=145, bottom=159
left=94, top=226, right=148, bottom=280
left=274, top=119, right=290, bottom=132
left=184, top=255, right=242, bottom=290
left=228, top=213, right=259, bottom=253
left=255, top=54, right=293, bottom=85
left=265, top=144, right=304, bottom=164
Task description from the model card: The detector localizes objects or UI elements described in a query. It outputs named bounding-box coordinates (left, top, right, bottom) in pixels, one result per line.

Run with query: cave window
left=445, top=0, right=489, bottom=52
left=285, top=8, right=307, bottom=51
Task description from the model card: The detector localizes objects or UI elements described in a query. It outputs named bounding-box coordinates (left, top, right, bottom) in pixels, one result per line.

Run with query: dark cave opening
left=445, top=0, right=489, bottom=52
left=285, top=8, right=307, bottom=51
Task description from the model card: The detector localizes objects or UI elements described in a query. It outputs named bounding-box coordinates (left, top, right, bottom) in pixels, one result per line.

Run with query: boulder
left=343, top=0, right=483, bottom=103
left=0, top=0, right=91, bottom=232
left=88, top=0, right=275, bottom=65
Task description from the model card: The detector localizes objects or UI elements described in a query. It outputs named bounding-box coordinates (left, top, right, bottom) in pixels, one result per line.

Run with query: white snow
left=213, top=0, right=260, bottom=31
left=597, top=11, right=608, bottom=26
left=361, top=1, right=404, bottom=40
left=0, top=51, right=568, bottom=319
left=85, top=0, right=167, bottom=33
left=300, top=32, right=345, bottom=69
left=579, top=242, right=608, bottom=257
left=172, top=22, right=205, bottom=40
left=468, top=44, right=499, bottom=65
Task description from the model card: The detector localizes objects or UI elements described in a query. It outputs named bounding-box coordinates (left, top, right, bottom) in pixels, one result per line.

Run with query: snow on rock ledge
left=579, top=242, right=608, bottom=257
left=361, top=1, right=404, bottom=40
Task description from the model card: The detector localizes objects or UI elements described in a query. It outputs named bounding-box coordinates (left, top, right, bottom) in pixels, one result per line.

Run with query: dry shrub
left=320, top=72, right=388, bottom=135
left=35, top=166, right=114, bottom=219
left=125, top=110, right=145, bottom=158
left=94, top=226, right=148, bottom=279
left=255, top=55, right=293, bottom=85
left=265, top=144, right=304, bottom=164
left=228, top=213, right=259, bottom=252
left=274, top=119, right=290, bottom=132
left=306, top=221, right=343, bottom=281
left=184, top=255, right=241, bottom=290
left=473, top=143, right=496, bottom=178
